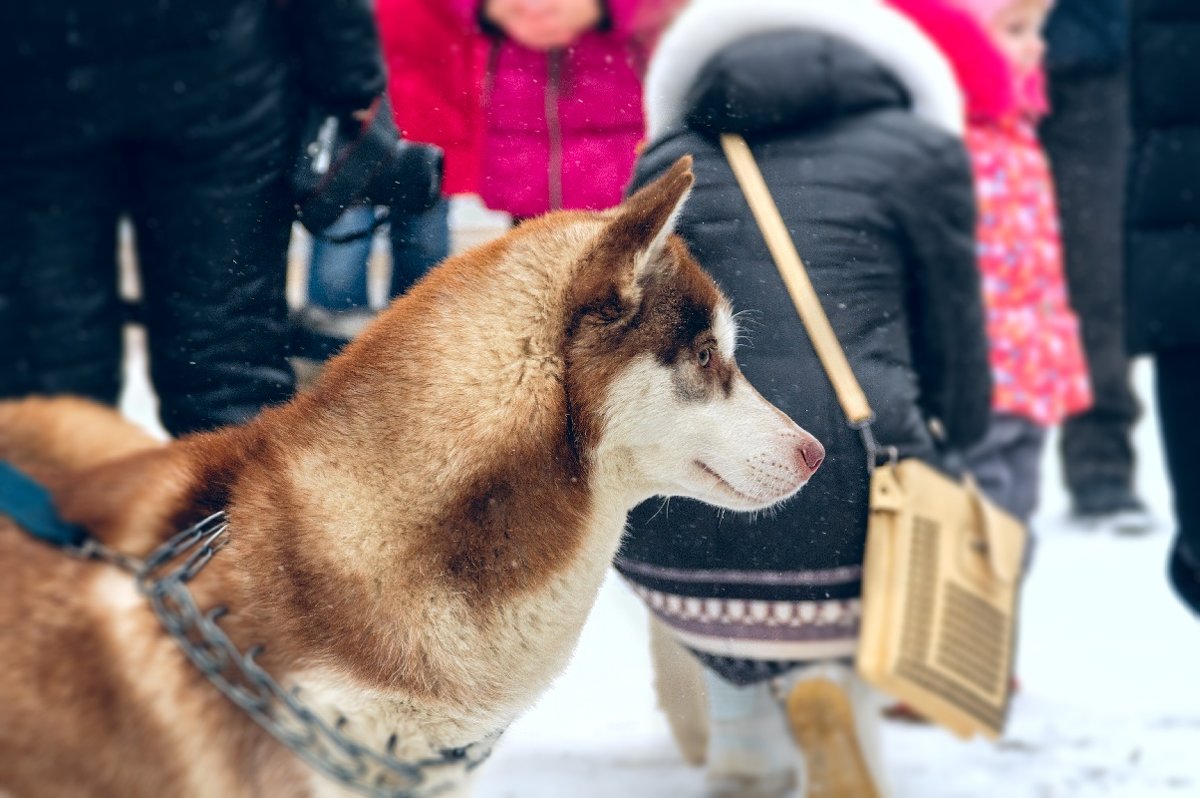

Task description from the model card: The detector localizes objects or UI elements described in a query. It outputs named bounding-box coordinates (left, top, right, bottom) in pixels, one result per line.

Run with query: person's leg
left=388, top=197, right=450, bottom=299
left=0, top=143, right=124, bottom=404
left=0, top=257, right=25, bottom=397
left=649, top=618, right=709, bottom=767
left=1005, top=419, right=1048, bottom=526
left=965, top=415, right=1021, bottom=518
left=293, top=206, right=379, bottom=367
left=129, top=110, right=295, bottom=436
left=779, top=662, right=884, bottom=798
left=306, top=205, right=375, bottom=311
left=702, top=668, right=797, bottom=798
left=1041, top=68, right=1145, bottom=518
left=1157, top=348, right=1200, bottom=614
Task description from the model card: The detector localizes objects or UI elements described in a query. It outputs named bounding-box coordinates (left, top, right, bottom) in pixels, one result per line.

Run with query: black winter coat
left=1044, top=0, right=1127, bottom=76
left=4, top=1, right=384, bottom=133
left=1, top=1, right=387, bottom=435
left=617, top=31, right=990, bottom=612
left=1125, top=0, right=1200, bottom=355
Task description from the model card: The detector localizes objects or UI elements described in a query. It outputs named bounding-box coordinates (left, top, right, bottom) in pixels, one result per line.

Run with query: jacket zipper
left=546, top=49, right=563, bottom=211
left=482, top=38, right=500, bottom=112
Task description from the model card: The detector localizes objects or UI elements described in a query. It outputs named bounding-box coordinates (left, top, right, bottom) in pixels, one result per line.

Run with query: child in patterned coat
left=953, top=0, right=1092, bottom=522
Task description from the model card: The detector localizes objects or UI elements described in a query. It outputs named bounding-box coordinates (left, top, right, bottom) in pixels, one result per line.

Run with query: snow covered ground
left=121, top=333, right=1198, bottom=797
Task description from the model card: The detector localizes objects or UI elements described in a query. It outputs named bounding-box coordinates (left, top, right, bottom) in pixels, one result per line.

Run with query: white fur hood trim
left=644, top=0, right=964, bottom=140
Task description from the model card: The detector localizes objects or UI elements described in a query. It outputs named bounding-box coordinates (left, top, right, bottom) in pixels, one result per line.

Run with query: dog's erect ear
left=574, top=157, right=695, bottom=318
left=613, top=155, right=695, bottom=284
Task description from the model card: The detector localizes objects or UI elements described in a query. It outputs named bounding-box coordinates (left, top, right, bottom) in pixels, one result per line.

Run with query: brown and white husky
left=0, top=158, right=823, bottom=798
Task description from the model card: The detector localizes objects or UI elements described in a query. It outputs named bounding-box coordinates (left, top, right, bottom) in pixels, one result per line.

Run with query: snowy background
left=118, top=225, right=1199, bottom=797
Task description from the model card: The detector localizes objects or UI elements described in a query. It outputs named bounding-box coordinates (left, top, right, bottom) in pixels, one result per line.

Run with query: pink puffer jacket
left=454, top=0, right=674, bottom=217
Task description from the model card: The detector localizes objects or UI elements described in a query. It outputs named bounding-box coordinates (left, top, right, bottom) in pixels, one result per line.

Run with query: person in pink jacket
left=379, top=0, right=487, bottom=198
left=454, top=0, right=679, bottom=217
left=896, top=0, right=1092, bottom=523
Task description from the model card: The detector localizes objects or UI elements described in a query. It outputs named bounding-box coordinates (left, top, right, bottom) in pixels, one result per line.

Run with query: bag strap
left=720, top=133, right=874, bottom=427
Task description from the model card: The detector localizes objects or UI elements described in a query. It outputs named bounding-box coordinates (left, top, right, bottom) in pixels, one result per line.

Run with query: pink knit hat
left=933, top=0, right=1052, bottom=116
left=888, top=0, right=1017, bottom=121
left=950, top=0, right=1051, bottom=24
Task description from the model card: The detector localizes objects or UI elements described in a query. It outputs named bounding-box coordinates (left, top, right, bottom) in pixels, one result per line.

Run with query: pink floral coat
left=965, top=117, right=1092, bottom=425
left=891, top=0, right=1092, bottom=426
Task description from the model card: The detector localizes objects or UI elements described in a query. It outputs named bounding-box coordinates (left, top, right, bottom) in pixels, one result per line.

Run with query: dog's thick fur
left=0, top=159, right=822, bottom=797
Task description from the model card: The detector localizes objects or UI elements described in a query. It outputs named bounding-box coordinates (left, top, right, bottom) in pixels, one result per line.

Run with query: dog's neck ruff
left=66, top=511, right=500, bottom=798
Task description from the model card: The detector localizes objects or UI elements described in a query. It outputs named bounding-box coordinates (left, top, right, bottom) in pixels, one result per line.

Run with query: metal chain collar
left=73, top=512, right=499, bottom=798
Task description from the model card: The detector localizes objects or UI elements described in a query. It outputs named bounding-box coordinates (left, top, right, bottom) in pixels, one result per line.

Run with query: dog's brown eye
left=698, top=348, right=711, bottom=368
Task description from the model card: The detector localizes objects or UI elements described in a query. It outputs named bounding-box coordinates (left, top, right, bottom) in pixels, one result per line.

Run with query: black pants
left=1041, top=68, right=1141, bottom=495
left=1158, top=349, right=1200, bottom=614
left=0, top=76, right=296, bottom=436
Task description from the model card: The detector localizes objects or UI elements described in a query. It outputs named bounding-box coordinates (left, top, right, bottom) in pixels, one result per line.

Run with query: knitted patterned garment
left=966, top=117, right=1092, bottom=425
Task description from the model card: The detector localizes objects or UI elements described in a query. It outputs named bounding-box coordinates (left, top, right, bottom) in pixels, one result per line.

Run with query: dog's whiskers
left=645, top=496, right=672, bottom=524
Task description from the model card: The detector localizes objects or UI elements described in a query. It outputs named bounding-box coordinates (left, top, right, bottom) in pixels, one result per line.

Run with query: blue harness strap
left=0, top=461, right=87, bottom=548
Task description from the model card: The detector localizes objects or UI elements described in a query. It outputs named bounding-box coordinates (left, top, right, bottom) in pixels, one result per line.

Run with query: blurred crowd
left=2, top=0, right=1198, bottom=796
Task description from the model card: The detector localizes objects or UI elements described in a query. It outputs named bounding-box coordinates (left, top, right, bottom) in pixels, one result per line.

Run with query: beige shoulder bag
left=721, top=133, right=1027, bottom=740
